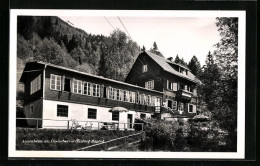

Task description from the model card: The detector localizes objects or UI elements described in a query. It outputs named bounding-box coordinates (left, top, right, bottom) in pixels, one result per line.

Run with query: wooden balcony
left=176, top=89, right=193, bottom=102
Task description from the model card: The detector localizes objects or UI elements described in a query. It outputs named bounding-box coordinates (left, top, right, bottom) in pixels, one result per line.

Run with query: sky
left=59, top=16, right=221, bottom=66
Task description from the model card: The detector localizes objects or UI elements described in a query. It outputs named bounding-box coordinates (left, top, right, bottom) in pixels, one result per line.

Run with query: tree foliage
left=34, top=37, right=78, bottom=68
left=214, top=17, right=238, bottom=79
left=188, top=55, right=201, bottom=76
left=149, top=42, right=164, bottom=57
left=99, top=29, right=139, bottom=81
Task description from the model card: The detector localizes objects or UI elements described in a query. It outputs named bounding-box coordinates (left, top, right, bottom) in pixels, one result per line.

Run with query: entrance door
left=127, top=114, right=133, bottom=129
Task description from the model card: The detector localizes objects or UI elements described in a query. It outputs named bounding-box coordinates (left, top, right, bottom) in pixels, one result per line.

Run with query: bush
left=140, top=120, right=183, bottom=151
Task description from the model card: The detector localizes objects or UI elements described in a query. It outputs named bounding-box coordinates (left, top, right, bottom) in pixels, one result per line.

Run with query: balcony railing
left=176, top=89, right=193, bottom=101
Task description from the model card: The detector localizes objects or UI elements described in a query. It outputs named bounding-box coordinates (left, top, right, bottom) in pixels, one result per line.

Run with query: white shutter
left=145, top=82, right=148, bottom=88
left=152, top=80, right=154, bottom=89
left=173, top=83, right=177, bottom=91
left=193, top=105, right=197, bottom=113
left=62, top=76, right=65, bottom=91
left=71, top=78, right=75, bottom=93
left=107, top=86, right=111, bottom=99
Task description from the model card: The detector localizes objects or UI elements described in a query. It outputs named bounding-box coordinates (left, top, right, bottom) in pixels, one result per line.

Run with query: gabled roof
left=145, top=51, right=200, bottom=83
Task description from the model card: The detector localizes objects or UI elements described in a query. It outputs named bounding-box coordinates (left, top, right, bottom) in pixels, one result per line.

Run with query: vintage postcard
left=9, top=9, right=245, bottom=158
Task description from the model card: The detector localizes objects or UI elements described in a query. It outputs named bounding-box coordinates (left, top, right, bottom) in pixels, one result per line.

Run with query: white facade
left=41, top=99, right=148, bottom=130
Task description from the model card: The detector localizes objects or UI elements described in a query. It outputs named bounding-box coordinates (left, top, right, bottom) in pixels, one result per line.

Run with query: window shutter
left=193, top=105, right=197, bottom=113
left=151, top=96, right=155, bottom=106
left=61, top=76, right=65, bottom=91
left=167, top=80, right=169, bottom=89
left=90, top=83, right=93, bottom=96
left=193, top=88, right=197, bottom=96
left=120, top=90, right=124, bottom=101
left=100, top=85, right=104, bottom=98
left=173, top=83, right=177, bottom=91
left=145, top=82, right=148, bottom=88
left=136, top=92, right=139, bottom=104
left=71, top=78, right=75, bottom=93
left=133, top=92, right=135, bottom=103
left=107, top=86, right=111, bottom=99
left=151, top=80, right=154, bottom=89
left=170, top=82, right=173, bottom=90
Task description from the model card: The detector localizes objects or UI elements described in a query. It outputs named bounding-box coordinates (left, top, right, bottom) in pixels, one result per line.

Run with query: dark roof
left=145, top=51, right=200, bottom=83
left=21, top=61, right=163, bottom=94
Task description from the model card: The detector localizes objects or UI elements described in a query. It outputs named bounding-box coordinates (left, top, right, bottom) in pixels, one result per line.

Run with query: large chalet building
left=19, top=51, right=200, bottom=129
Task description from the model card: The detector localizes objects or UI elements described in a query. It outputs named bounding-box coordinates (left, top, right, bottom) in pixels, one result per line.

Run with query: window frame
left=83, top=82, right=91, bottom=96
left=50, top=74, right=61, bottom=91
left=112, top=112, right=120, bottom=121
left=142, top=64, right=148, bottom=73
left=30, top=74, right=41, bottom=94
left=88, top=108, right=97, bottom=119
left=73, top=79, right=83, bottom=94
left=57, top=104, right=68, bottom=117
left=92, top=83, right=100, bottom=97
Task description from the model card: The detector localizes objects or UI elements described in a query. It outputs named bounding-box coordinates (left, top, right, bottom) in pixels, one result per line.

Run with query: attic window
left=142, top=65, right=148, bottom=73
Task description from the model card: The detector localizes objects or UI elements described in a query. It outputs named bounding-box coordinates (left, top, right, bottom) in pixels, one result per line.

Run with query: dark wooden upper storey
left=20, top=61, right=163, bottom=113
left=125, top=51, right=200, bottom=102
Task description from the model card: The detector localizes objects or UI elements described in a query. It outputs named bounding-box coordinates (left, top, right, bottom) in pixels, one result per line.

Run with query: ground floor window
left=57, top=105, right=68, bottom=117
left=112, top=112, right=119, bottom=121
left=167, top=100, right=173, bottom=109
left=30, top=106, right=34, bottom=114
left=140, top=113, right=146, bottom=119
left=88, top=108, right=97, bottom=119
left=178, top=102, right=184, bottom=112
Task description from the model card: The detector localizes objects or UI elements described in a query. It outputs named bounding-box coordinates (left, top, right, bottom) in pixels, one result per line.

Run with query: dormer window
left=142, top=65, right=148, bottom=73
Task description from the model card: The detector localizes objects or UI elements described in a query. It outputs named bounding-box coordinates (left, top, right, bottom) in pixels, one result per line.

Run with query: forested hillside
left=17, top=16, right=141, bottom=80
left=17, top=16, right=141, bottom=106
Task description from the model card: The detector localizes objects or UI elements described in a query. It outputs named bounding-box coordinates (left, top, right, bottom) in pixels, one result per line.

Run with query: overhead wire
left=117, top=17, right=132, bottom=40
left=104, top=16, right=116, bottom=31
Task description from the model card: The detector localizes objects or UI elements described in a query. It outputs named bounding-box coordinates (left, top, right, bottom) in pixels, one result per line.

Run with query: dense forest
left=17, top=16, right=142, bottom=80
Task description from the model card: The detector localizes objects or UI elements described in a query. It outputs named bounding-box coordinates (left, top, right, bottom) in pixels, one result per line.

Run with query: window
left=116, top=89, right=121, bottom=101
left=30, top=74, right=41, bottom=94
left=167, top=80, right=177, bottom=91
left=110, top=87, right=116, bottom=100
left=167, top=100, right=173, bottom=109
left=188, top=104, right=196, bottom=113
left=63, top=78, right=71, bottom=92
left=147, top=95, right=151, bottom=105
left=189, top=104, right=193, bottom=113
left=142, top=65, right=148, bottom=73
left=93, top=84, right=100, bottom=97
left=178, top=102, right=184, bottom=112
left=30, top=106, right=34, bottom=114
left=140, top=114, right=146, bottom=119
left=172, top=101, right=177, bottom=110
left=145, top=80, right=154, bottom=89
left=155, top=97, right=161, bottom=113
left=129, top=91, right=135, bottom=103
left=73, top=79, right=82, bottom=94
left=179, top=83, right=185, bottom=90
left=123, top=90, right=129, bottom=102
left=83, top=82, right=91, bottom=96
left=142, top=94, right=146, bottom=105
left=88, top=108, right=97, bottom=119
left=57, top=105, right=68, bottom=117
left=50, top=74, right=61, bottom=91
left=136, top=92, right=139, bottom=104
left=112, top=112, right=119, bottom=121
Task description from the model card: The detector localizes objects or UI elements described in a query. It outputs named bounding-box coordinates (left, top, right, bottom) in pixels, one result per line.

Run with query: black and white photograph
left=9, top=10, right=245, bottom=158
